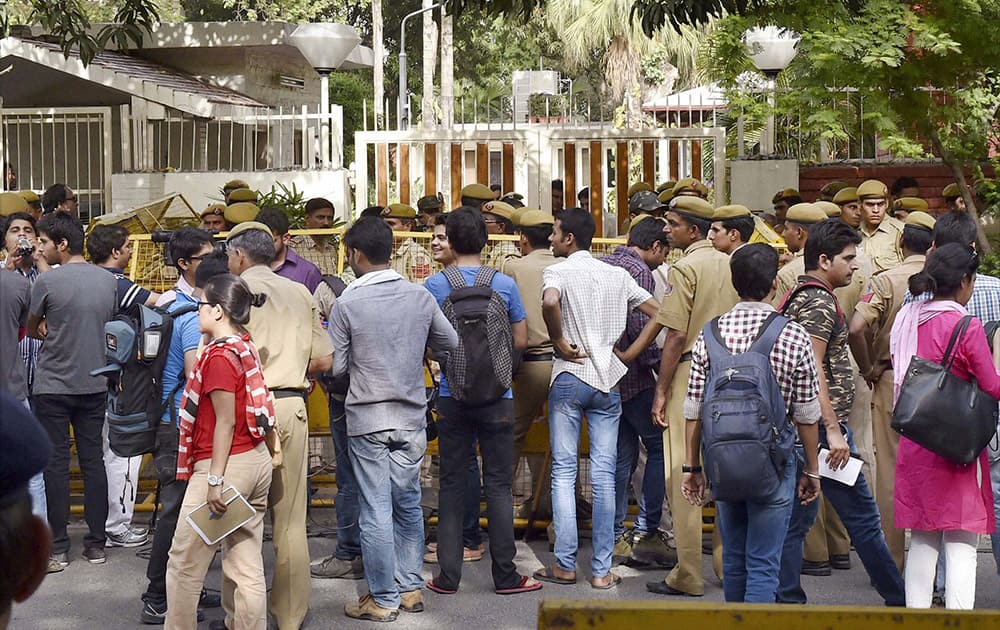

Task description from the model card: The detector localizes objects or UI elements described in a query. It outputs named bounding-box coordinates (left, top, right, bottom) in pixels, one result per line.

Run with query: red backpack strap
left=776, top=278, right=843, bottom=320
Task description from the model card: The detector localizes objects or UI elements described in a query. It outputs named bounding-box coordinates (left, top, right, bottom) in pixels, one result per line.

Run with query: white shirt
left=543, top=250, right=652, bottom=393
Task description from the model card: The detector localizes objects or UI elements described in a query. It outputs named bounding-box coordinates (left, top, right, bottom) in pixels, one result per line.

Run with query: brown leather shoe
left=399, top=590, right=424, bottom=613
left=345, top=594, right=399, bottom=622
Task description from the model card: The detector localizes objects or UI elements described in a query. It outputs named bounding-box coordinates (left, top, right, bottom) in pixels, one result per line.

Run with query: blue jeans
left=20, top=399, right=47, bottom=519
left=329, top=397, right=361, bottom=560
left=349, top=428, right=426, bottom=609
left=614, top=387, right=664, bottom=538
left=716, top=461, right=796, bottom=602
left=549, top=372, right=621, bottom=578
left=778, top=425, right=905, bottom=606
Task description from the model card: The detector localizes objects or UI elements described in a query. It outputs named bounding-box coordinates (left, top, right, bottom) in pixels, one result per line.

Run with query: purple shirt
left=600, top=246, right=659, bottom=401
left=275, top=246, right=322, bottom=293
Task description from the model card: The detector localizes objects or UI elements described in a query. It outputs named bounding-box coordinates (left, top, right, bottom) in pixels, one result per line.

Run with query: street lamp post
left=289, top=23, right=362, bottom=169
left=398, top=3, right=443, bottom=130
left=744, top=26, right=800, bottom=156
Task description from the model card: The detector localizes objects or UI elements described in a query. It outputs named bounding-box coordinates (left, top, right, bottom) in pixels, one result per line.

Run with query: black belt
left=272, top=388, right=307, bottom=400
left=680, top=352, right=693, bottom=363
left=523, top=353, right=554, bottom=362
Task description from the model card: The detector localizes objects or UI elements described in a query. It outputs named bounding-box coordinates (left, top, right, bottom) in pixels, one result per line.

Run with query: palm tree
left=421, top=0, right=438, bottom=128
left=441, top=8, right=455, bottom=128
left=373, top=0, right=385, bottom=128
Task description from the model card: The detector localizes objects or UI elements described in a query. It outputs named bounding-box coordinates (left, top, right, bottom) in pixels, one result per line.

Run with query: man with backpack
left=423, top=207, right=541, bottom=596
left=775, top=219, right=905, bottom=606
left=679, top=244, right=822, bottom=603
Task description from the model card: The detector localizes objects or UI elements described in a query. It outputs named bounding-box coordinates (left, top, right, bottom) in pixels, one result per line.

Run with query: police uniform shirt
left=855, top=255, right=927, bottom=365
left=391, top=238, right=434, bottom=284
left=241, top=265, right=334, bottom=390
left=774, top=253, right=804, bottom=303
left=860, top=216, right=904, bottom=273
left=655, top=239, right=739, bottom=352
left=291, top=234, right=339, bottom=277
left=486, top=239, right=522, bottom=271
left=502, top=248, right=557, bottom=354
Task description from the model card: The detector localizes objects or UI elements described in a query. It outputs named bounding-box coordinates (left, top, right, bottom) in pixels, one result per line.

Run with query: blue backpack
left=700, top=312, right=795, bottom=503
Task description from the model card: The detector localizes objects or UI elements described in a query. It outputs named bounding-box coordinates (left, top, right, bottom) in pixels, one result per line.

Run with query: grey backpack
left=440, top=266, right=513, bottom=405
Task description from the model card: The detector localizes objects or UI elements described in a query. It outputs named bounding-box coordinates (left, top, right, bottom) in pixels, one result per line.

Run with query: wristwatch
left=207, top=474, right=225, bottom=487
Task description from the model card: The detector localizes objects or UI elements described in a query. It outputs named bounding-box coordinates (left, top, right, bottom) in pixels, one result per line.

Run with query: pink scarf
left=889, top=300, right=968, bottom=404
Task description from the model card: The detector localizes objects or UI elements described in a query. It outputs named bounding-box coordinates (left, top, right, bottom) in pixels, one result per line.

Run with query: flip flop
left=425, top=578, right=457, bottom=595
left=496, top=575, right=544, bottom=595
left=590, top=573, right=622, bottom=590
left=532, top=566, right=576, bottom=585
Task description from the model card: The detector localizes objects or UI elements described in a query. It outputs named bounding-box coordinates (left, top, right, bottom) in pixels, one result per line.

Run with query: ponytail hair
left=202, top=273, right=267, bottom=329
left=907, top=243, right=979, bottom=297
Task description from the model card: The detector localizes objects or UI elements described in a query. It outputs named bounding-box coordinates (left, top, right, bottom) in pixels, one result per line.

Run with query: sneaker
left=311, top=555, right=364, bottom=579
left=139, top=601, right=201, bottom=625
left=82, top=547, right=107, bottom=564
left=830, top=554, right=851, bottom=570
left=611, top=533, right=633, bottom=565
left=107, top=527, right=149, bottom=548
left=399, top=590, right=424, bottom=613
left=345, top=594, right=399, bottom=622
left=423, top=545, right=484, bottom=564
left=630, top=530, right=678, bottom=568
left=48, top=552, right=68, bottom=573
left=199, top=589, right=222, bottom=608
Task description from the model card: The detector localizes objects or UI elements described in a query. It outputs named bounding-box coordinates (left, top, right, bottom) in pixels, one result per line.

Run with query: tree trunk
left=605, top=36, right=643, bottom=129
left=928, top=128, right=993, bottom=254
left=372, top=0, right=385, bottom=129
left=421, top=0, right=438, bottom=129
left=441, top=9, right=454, bottom=129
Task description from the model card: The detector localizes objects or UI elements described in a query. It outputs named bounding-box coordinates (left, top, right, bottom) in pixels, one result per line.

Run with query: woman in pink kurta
left=890, top=244, right=1000, bottom=610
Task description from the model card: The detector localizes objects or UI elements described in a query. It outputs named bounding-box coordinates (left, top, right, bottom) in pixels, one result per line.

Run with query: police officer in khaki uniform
left=459, top=183, right=494, bottom=210
left=941, top=183, right=964, bottom=214
left=223, top=202, right=260, bottom=232
left=225, top=221, right=334, bottom=630
left=200, top=203, right=227, bottom=232
left=849, top=211, right=936, bottom=571
left=503, top=209, right=558, bottom=518
left=774, top=203, right=828, bottom=300
left=18, top=190, right=42, bottom=219
left=416, top=193, right=445, bottom=229
left=382, top=203, right=433, bottom=283
left=833, top=187, right=861, bottom=228
left=708, top=204, right=755, bottom=255
left=671, top=177, right=710, bottom=199
left=818, top=181, right=850, bottom=202
left=482, top=200, right=521, bottom=270
left=648, top=195, right=738, bottom=596
left=857, top=180, right=904, bottom=273
left=816, top=201, right=842, bottom=218
left=222, top=179, right=250, bottom=204
left=227, top=187, right=258, bottom=206
left=889, top=197, right=928, bottom=222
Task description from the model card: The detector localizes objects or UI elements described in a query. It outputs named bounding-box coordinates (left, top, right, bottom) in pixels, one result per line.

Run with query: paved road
left=13, top=513, right=1000, bottom=629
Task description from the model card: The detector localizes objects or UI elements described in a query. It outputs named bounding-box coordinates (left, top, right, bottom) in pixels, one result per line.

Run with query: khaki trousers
left=662, top=362, right=721, bottom=595
left=512, top=359, right=552, bottom=509
left=872, top=369, right=904, bottom=570
left=803, top=497, right=851, bottom=561
left=267, top=397, right=310, bottom=630
left=165, top=444, right=272, bottom=630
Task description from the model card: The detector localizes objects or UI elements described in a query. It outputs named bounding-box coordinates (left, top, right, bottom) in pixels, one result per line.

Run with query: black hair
left=202, top=273, right=266, bottom=329
left=490, top=183, right=502, bottom=193
left=890, top=176, right=919, bottom=197
left=194, top=251, right=231, bottom=288
left=304, top=197, right=335, bottom=214
left=86, top=224, right=129, bottom=263
left=627, top=218, right=668, bottom=250
left=578, top=187, right=590, bottom=201
left=36, top=211, right=85, bottom=255
left=0, top=495, right=34, bottom=617
left=167, top=227, right=214, bottom=271
left=3, top=211, right=36, bottom=234
left=520, top=224, right=553, bottom=250
left=674, top=211, right=712, bottom=240
left=730, top=244, right=779, bottom=300
left=446, top=207, right=488, bottom=255
left=228, top=229, right=275, bottom=265
left=460, top=196, right=486, bottom=210
left=41, top=183, right=72, bottom=213
left=433, top=212, right=449, bottom=227
left=803, top=219, right=862, bottom=272
left=256, top=208, right=290, bottom=236
left=908, top=243, right=979, bottom=297
left=781, top=194, right=803, bottom=206
left=932, top=211, right=978, bottom=248
left=900, top=225, right=933, bottom=256
left=551, top=179, right=564, bottom=192
left=555, top=206, right=595, bottom=250
left=344, top=216, right=393, bottom=264
left=720, top=216, right=755, bottom=243
left=359, top=206, right=385, bottom=219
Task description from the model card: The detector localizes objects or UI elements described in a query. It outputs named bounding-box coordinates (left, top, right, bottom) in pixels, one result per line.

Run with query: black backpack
left=439, top=266, right=514, bottom=405
left=985, top=320, right=1000, bottom=353
left=91, top=301, right=197, bottom=458
left=319, top=275, right=351, bottom=397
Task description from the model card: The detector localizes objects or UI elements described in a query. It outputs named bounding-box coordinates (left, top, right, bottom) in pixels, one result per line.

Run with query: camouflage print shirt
left=781, top=275, right=854, bottom=423
left=391, top=238, right=434, bottom=284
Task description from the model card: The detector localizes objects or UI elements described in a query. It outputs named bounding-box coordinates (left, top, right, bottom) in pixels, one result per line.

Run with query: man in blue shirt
left=423, top=207, right=541, bottom=596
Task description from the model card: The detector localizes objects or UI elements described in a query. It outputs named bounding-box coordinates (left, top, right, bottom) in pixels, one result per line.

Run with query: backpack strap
left=322, top=275, right=348, bottom=297
left=443, top=266, right=468, bottom=290
left=472, top=266, right=497, bottom=288
left=748, top=312, right=789, bottom=357
left=704, top=317, right=732, bottom=358
left=776, top=278, right=843, bottom=320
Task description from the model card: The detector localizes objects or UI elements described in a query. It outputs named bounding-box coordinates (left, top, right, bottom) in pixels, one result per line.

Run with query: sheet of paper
left=184, top=486, right=256, bottom=546
left=818, top=448, right=863, bottom=486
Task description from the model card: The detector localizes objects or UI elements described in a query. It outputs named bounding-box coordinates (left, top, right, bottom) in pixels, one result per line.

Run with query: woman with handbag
left=889, top=243, right=1000, bottom=609
left=165, top=274, right=275, bottom=630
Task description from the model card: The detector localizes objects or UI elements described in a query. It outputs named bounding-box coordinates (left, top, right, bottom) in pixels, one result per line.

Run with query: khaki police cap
left=224, top=201, right=260, bottom=224
left=672, top=177, right=709, bottom=197
left=501, top=191, right=524, bottom=201
left=510, top=206, right=532, bottom=226
left=201, top=203, right=226, bottom=218
left=18, top=190, right=40, bottom=205
left=482, top=200, right=515, bottom=220
left=857, top=179, right=888, bottom=199
left=893, top=197, right=929, bottom=213
left=228, top=188, right=258, bottom=203
left=627, top=213, right=655, bottom=232
left=771, top=188, right=800, bottom=204
left=815, top=201, right=842, bottom=217
left=713, top=204, right=752, bottom=220
left=627, top=182, right=653, bottom=199
left=668, top=195, right=714, bottom=220
left=223, top=179, right=249, bottom=191
left=0, top=192, right=30, bottom=217
left=461, top=183, right=494, bottom=201
left=416, top=194, right=444, bottom=211
left=785, top=202, right=827, bottom=225
left=655, top=180, right=676, bottom=194
left=904, top=211, right=936, bottom=231
left=226, top=220, right=273, bottom=241
left=819, top=181, right=850, bottom=197
left=657, top=189, right=674, bottom=204
left=832, top=186, right=859, bottom=205
left=518, top=209, right=555, bottom=227
left=942, top=183, right=961, bottom=199
left=382, top=203, right=418, bottom=219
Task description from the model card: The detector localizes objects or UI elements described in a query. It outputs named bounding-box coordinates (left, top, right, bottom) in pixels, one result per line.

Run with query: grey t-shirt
left=29, top=262, right=117, bottom=395
left=0, top=270, right=31, bottom=400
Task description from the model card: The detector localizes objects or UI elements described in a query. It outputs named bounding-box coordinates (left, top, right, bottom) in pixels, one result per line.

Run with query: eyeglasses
left=196, top=301, right=216, bottom=309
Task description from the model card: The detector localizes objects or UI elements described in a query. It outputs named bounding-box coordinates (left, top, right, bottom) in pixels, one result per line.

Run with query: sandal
left=532, top=566, right=577, bottom=585
left=425, top=578, right=458, bottom=595
left=496, top=576, right=544, bottom=595
left=590, top=573, right=622, bottom=590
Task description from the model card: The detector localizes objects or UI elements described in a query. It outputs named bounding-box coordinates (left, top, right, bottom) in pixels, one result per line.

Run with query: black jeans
left=143, top=422, right=188, bottom=605
left=32, top=393, right=109, bottom=554
left=435, top=397, right=518, bottom=590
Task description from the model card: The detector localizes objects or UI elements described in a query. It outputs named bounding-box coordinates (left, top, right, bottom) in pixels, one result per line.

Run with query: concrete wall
left=729, top=159, right=799, bottom=212
left=111, top=169, right=352, bottom=221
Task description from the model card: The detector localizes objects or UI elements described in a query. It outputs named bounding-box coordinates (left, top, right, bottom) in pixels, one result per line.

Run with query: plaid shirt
left=600, top=246, right=660, bottom=401
left=683, top=302, right=821, bottom=424
left=906, top=273, right=1000, bottom=323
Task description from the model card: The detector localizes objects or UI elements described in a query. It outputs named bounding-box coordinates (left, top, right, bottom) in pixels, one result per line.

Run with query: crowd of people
left=1, top=172, right=999, bottom=630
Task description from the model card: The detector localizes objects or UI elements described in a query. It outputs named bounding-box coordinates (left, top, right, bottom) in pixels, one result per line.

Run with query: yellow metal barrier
left=537, top=601, right=1000, bottom=630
